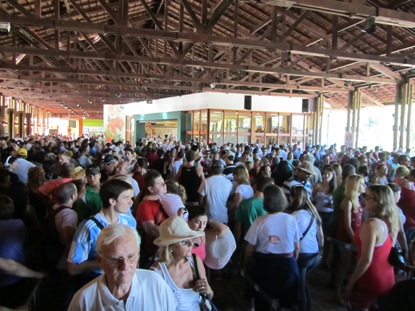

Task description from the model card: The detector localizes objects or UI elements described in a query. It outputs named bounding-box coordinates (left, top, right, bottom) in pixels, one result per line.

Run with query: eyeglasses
left=102, top=253, right=138, bottom=268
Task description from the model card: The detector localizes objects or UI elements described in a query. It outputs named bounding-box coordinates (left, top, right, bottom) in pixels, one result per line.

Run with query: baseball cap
left=17, top=148, right=27, bottom=156
left=103, top=154, right=115, bottom=165
left=86, top=166, right=100, bottom=175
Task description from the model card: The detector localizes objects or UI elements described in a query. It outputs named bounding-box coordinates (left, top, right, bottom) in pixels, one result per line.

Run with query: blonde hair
left=165, top=180, right=187, bottom=204
left=366, top=185, right=399, bottom=238
left=396, top=166, right=409, bottom=178
left=332, top=163, right=342, bottom=187
left=344, top=175, right=363, bottom=212
left=157, top=245, right=175, bottom=266
left=233, top=165, right=250, bottom=185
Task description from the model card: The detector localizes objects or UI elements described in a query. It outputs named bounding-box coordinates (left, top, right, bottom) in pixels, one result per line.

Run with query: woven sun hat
left=154, top=216, right=204, bottom=247
left=297, top=161, right=317, bottom=175
left=204, top=229, right=236, bottom=270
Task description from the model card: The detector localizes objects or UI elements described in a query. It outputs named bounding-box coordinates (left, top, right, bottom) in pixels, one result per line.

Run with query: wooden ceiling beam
left=280, top=10, right=309, bottom=41
left=286, top=0, right=415, bottom=28
left=0, top=62, right=346, bottom=93
left=2, top=16, right=414, bottom=67
left=140, top=0, right=180, bottom=58
left=0, top=46, right=400, bottom=83
left=202, top=88, right=316, bottom=98
left=205, top=0, right=234, bottom=32
left=179, top=0, right=204, bottom=33
left=369, top=63, right=403, bottom=80
left=0, top=74, right=201, bottom=91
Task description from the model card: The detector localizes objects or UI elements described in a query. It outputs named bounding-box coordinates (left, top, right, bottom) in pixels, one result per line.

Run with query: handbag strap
left=192, top=254, right=201, bottom=280
left=300, top=213, right=314, bottom=241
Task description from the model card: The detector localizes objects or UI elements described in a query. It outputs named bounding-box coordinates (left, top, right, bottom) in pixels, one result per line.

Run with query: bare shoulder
left=314, top=182, right=322, bottom=191
left=361, top=218, right=381, bottom=233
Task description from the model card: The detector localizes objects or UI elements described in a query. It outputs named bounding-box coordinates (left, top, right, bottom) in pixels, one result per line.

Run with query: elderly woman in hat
left=152, top=216, right=214, bottom=311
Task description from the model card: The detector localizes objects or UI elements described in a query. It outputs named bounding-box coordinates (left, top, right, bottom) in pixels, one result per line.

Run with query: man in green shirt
left=75, top=166, right=102, bottom=222
left=234, top=177, right=275, bottom=243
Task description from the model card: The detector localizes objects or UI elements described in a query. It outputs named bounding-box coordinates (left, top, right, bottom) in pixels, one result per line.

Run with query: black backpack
left=41, top=205, right=71, bottom=269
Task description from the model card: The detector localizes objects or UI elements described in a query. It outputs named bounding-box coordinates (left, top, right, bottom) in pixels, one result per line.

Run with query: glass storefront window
left=280, top=114, right=291, bottom=134
left=201, top=110, right=208, bottom=133
left=238, top=112, right=251, bottom=134
left=201, top=109, right=313, bottom=146
left=266, top=114, right=279, bottom=133
left=238, top=134, right=251, bottom=145
left=224, top=111, right=237, bottom=133
left=224, top=134, right=237, bottom=145
left=210, top=111, right=223, bottom=132
left=193, top=111, right=200, bottom=132
left=292, top=114, right=304, bottom=136
left=253, top=113, right=264, bottom=134
left=253, top=113, right=265, bottom=145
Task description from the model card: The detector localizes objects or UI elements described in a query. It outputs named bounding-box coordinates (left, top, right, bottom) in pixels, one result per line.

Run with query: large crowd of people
left=1, top=134, right=415, bottom=310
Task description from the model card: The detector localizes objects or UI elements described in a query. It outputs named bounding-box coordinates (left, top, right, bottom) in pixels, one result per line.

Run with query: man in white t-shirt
left=198, top=160, right=233, bottom=224
left=68, top=224, right=177, bottom=311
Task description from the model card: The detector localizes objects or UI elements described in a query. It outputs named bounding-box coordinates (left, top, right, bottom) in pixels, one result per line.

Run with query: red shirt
left=136, top=199, right=168, bottom=257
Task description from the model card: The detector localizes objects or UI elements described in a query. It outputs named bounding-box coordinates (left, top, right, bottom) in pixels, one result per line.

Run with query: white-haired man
left=68, top=224, right=177, bottom=310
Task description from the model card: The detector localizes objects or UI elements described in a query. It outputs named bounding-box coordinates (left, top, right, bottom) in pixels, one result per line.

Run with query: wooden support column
left=346, top=91, right=353, bottom=147
left=394, top=80, right=413, bottom=151
left=399, top=83, right=407, bottom=149
left=345, top=90, right=361, bottom=148
left=393, top=101, right=399, bottom=151
left=406, top=82, right=413, bottom=151
left=355, top=91, right=362, bottom=149
left=313, top=95, right=324, bottom=145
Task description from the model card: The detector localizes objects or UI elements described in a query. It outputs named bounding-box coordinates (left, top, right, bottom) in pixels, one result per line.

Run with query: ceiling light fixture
left=362, top=17, right=376, bottom=34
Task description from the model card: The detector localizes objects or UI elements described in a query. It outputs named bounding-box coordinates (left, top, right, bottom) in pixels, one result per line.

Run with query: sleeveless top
left=314, top=191, right=333, bottom=213
left=158, top=257, right=201, bottom=311
left=353, top=218, right=394, bottom=297
left=179, top=166, right=202, bottom=203
left=337, top=204, right=363, bottom=243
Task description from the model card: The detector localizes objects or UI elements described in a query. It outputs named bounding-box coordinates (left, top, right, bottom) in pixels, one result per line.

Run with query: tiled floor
left=209, top=264, right=347, bottom=311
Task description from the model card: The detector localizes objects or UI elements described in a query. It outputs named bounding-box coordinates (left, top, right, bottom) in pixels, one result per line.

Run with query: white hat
left=204, top=229, right=236, bottom=270
left=154, top=217, right=204, bottom=247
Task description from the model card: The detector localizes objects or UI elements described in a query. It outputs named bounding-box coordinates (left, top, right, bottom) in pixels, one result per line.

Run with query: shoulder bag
left=192, top=254, right=219, bottom=311
left=388, top=242, right=407, bottom=270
